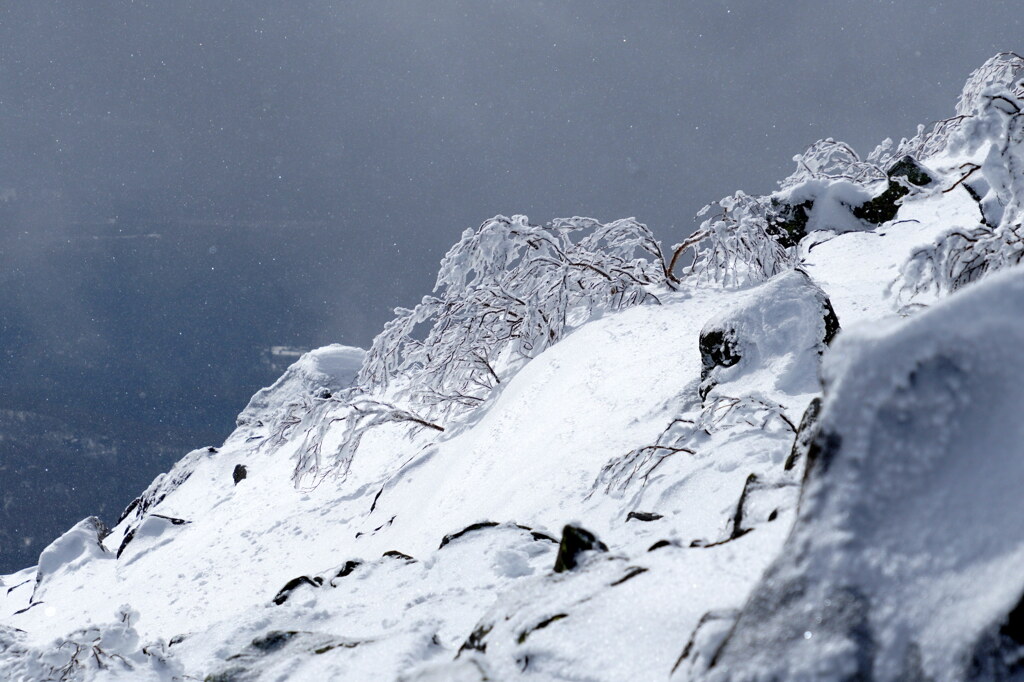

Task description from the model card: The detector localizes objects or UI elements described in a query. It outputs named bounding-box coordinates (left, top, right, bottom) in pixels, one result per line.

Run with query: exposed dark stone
left=699, top=328, right=741, bottom=401
left=512, top=523, right=558, bottom=543
left=116, top=528, right=136, bottom=559
left=517, top=614, right=569, bottom=644
left=439, top=521, right=500, bottom=549
left=821, top=297, right=841, bottom=346
left=785, top=397, right=823, bottom=471
left=369, top=485, right=385, bottom=513
left=117, top=498, right=141, bottom=525
left=648, top=539, right=674, bottom=552
left=457, top=623, right=493, bottom=656
left=117, top=515, right=188, bottom=559
left=313, top=640, right=363, bottom=654
left=250, top=630, right=300, bottom=653
left=768, top=509, right=778, bottom=522
left=610, top=566, right=649, bottom=586
left=852, top=155, right=932, bottom=225
left=888, top=155, right=933, bottom=187
left=332, top=560, right=363, bottom=581
left=728, top=474, right=760, bottom=540
left=272, top=576, right=323, bottom=606
left=382, top=550, right=416, bottom=562
left=553, top=524, right=608, bottom=573
left=232, top=464, right=247, bottom=485
left=207, top=446, right=218, bottom=453
left=766, top=198, right=814, bottom=248
left=169, top=634, right=188, bottom=647
left=626, top=511, right=663, bottom=522
left=151, top=514, right=190, bottom=525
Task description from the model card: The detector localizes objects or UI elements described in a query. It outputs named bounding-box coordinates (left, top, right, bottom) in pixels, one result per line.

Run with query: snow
left=4, top=53, right=1024, bottom=682
left=697, top=266, right=1024, bottom=681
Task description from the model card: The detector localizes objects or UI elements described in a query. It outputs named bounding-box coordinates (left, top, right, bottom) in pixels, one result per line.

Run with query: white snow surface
left=5, top=57, right=1024, bottom=680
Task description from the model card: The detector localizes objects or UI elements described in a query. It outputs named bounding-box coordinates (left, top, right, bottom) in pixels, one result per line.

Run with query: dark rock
left=821, top=296, right=841, bottom=346
left=439, top=521, right=500, bottom=549
left=553, top=524, right=608, bottom=573
left=272, top=576, right=323, bottom=606
left=457, top=623, right=493, bottom=656
left=648, top=539, right=674, bottom=552
left=250, top=630, right=300, bottom=653
left=610, top=566, right=649, bottom=586
left=332, top=560, right=363, bottom=582
left=382, top=550, right=416, bottom=562
left=852, top=155, right=932, bottom=225
left=207, top=446, right=218, bottom=453
left=117, top=514, right=189, bottom=559
left=116, top=528, right=137, bottom=559
left=766, top=198, right=814, bottom=248
left=517, top=614, right=569, bottom=644
left=626, top=511, right=663, bottom=522
left=728, top=473, right=760, bottom=541
left=785, top=397, right=823, bottom=471
left=150, top=514, right=190, bottom=525
left=699, top=327, right=741, bottom=400
left=512, top=523, right=558, bottom=543
left=232, top=464, right=247, bottom=485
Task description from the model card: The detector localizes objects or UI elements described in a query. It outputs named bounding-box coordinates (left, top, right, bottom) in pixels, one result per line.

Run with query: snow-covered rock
left=696, top=266, right=1024, bottom=682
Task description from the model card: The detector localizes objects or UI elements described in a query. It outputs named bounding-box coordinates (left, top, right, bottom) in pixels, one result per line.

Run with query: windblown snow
left=4, top=53, right=1024, bottom=681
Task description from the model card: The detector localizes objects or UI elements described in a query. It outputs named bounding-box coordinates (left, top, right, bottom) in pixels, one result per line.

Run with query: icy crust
left=693, top=267, right=1024, bottom=682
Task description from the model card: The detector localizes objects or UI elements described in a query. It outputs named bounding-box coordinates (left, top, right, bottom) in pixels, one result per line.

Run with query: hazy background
left=1, top=0, right=1020, bottom=573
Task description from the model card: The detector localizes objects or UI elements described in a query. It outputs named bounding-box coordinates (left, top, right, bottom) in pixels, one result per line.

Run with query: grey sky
left=0, top=1, right=1020, bottom=571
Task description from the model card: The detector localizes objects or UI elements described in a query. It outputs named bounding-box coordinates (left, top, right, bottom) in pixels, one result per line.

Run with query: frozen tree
left=288, top=214, right=670, bottom=486
left=899, top=57, right=1024, bottom=299
left=359, top=214, right=668, bottom=408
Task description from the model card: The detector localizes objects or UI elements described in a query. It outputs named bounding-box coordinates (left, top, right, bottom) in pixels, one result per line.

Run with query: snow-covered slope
left=4, top=53, right=1024, bottom=681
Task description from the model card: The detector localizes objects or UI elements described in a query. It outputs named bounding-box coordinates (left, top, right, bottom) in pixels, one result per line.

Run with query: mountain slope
left=3, top=53, right=1024, bottom=681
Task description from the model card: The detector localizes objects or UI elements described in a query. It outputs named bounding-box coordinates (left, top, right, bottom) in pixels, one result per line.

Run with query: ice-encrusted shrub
left=359, top=215, right=668, bottom=404
left=670, top=191, right=796, bottom=287
left=870, top=52, right=1024, bottom=167
left=899, top=75, right=1024, bottom=299
left=289, top=215, right=669, bottom=487
left=671, top=140, right=889, bottom=287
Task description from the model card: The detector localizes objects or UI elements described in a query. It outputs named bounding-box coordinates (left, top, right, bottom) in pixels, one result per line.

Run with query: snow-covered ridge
left=3, top=53, right=1024, bottom=681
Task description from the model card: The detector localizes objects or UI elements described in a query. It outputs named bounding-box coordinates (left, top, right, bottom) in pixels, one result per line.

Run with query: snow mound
left=694, top=267, right=1024, bottom=681
left=235, top=343, right=365, bottom=433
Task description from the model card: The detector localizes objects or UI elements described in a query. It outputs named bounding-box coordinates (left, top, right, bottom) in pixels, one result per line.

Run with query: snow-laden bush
left=899, top=58, right=1024, bottom=299
left=673, top=139, right=891, bottom=287
left=289, top=215, right=669, bottom=487
left=670, top=191, right=796, bottom=287
left=870, top=52, right=1024, bottom=167
left=359, top=215, right=668, bottom=403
